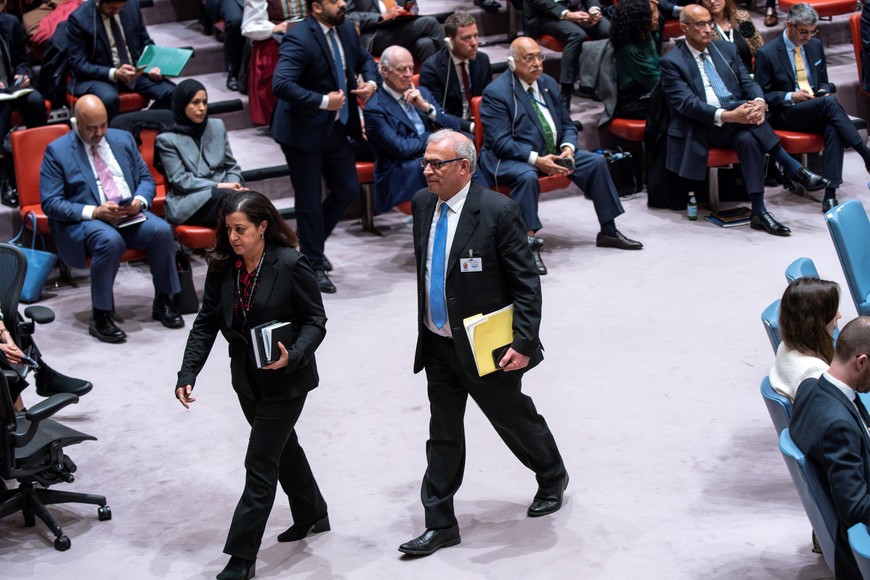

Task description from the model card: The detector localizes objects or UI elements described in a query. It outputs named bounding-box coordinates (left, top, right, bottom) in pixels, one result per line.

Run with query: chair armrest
left=23, top=305, right=54, bottom=324
left=13, top=393, right=78, bottom=447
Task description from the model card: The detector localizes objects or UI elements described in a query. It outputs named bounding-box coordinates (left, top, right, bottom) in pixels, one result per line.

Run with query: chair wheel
left=54, top=535, right=71, bottom=551
left=97, top=505, right=111, bottom=521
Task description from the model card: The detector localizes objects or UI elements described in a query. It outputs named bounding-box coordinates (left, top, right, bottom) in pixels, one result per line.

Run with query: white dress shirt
left=77, top=134, right=141, bottom=220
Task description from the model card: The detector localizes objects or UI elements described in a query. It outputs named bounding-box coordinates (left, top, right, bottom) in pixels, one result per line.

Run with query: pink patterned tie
left=91, top=145, right=122, bottom=203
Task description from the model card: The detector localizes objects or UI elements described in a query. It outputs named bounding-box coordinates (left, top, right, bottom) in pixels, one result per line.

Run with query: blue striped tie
left=328, top=29, right=349, bottom=125
left=429, top=203, right=449, bottom=330
left=701, top=52, right=736, bottom=107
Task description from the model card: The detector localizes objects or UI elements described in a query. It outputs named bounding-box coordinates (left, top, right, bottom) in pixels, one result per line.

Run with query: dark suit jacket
left=523, top=0, right=604, bottom=36
left=40, top=128, right=156, bottom=268
left=478, top=71, right=575, bottom=175
left=0, top=13, right=31, bottom=81
left=419, top=47, right=492, bottom=133
left=754, top=35, right=832, bottom=115
left=176, top=245, right=327, bottom=402
left=363, top=85, right=459, bottom=213
left=660, top=39, right=762, bottom=181
left=346, top=0, right=417, bottom=50
left=411, top=182, right=543, bottom=386
left=791, top=375, right=870, bottom=579
left=67, top=0, right=153, bottom=91
left=271, top=16, right=380, bottom=150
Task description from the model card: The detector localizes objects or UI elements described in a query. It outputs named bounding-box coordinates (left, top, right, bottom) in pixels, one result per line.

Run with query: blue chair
left=780, top=428, right=838, bottom=574
left=785, top=257, right=820, bottom=283
left=762, top=300, right=782, bottom=354
left=848, top=523, right=870, bottom=578
left=826, top=199, right=870, bottom=316
left=761, top=376, right=792, bottom=436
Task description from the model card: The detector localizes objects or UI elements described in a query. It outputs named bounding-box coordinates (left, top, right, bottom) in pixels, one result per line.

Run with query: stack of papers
left=463, top=304, right=514, bottom=377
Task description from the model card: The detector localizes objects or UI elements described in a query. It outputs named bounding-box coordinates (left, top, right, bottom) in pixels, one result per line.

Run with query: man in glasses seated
left=363, top=45, right=459, bottom=214
left=478, top=36, right=643, bottom=276
left=660, top=4, right=830, bottom=236
left=754, top=3, right=870, bottom=214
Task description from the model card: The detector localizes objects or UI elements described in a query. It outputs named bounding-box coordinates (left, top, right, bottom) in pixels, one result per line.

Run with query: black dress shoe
left=216, top=556, right=255, bottom=580
left=34, top=363, right=93, bottom=398
left=474, top=0, right=501, bottom=11
left=153, top=299, right=185, bottom=328
left=398, top=525, right=461, bottom=556
left=528, top=473, right=569, bottom=517
left=1, top=179, right=18, bottom=207
left=596, top=230, right=643, bottom=250
left=527, top=236, right=545, bottom=251
left=226, top=76, right=240, bottom=92
left=791, top=167, right=830, bottom=192
left=89, top=310, right=127, bottom=343
left=764, top=6, right=778, bottom=26
left=750, top=211, right=791, bottom=236
left=322, top=255, right=333, bottom=272
left=316, top=270, right=336, bottom=294
left=822, top=197, right=839, bottom=213
left=278, top=514, right=330, bottom=542
left=532, top=250, right=547, bottom=276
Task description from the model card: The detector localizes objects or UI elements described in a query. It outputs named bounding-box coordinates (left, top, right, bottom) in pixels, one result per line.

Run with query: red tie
left=91, top=145, right=122, bottom=203
left=460, top=61, right=471, bottom=108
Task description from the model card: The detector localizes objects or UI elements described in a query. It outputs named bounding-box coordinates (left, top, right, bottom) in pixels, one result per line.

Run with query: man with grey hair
left=363, top=46, right=459, bottom=213
left=755, top=3, right=870, bottom=213
left=399, top=129, right=568, bottom=557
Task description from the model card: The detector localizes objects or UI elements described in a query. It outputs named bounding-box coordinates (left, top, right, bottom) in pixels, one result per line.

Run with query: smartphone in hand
left=118, top=196, right=135, bottom=207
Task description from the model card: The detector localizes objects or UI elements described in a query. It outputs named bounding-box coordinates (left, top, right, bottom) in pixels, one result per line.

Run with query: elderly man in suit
left=755, top=3, right=870, bottom=213
left=363, top=45, right=459, bottom=214
left=40, top=95, right=182, bottom=343
left=479, top=36, right=642, bottom=276
left=271, top=0, right=380, bottom=294
left=660, top=4, right=830, bottom=236
left=418, top=11, right=492, bottom=137
left=67, top=0, right=175, bottom=120
left=345, top=0, right=442, bottom=62
left=523, top=0, right=609, bottom=108
left=398, top=130, right=568, bottom=557
left=790, top=316, right=870, bottom=580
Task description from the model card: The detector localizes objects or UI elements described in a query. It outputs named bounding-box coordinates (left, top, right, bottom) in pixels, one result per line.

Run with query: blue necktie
left=327, top=28, right=348, bottom=125
left=700, top=52, right=736, bottom=107
left=401, top=98, right=426, bottom=135
left=429, top=203, right=449, bottom=330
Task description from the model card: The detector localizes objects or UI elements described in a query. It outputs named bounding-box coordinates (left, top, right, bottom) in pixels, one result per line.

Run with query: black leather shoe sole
left=528, top=473, right=569, bottom=517
left=88, top=325, right=127, bottom=343
left=822, top=198, right=838, bottom=213
left=398, top=526, right=461, bottom=556
left=152, top=310, right=185, bottom=328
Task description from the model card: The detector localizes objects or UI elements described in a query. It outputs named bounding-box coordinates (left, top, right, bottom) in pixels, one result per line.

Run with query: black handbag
left=597, top=147, right=642, bottom=197
left=173, top=251, right=199, bottom=315
left=8, top=212, right=57, bottom=303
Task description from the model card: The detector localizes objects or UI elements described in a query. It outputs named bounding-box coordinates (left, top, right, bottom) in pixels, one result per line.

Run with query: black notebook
left=250, top=320, right=293, bottom=368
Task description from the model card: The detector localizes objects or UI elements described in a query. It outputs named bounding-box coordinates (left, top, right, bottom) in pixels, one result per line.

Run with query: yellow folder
left=463, top=304, right=514, bottom=376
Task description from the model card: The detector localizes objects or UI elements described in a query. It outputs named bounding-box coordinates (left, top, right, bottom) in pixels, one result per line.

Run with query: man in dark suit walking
left=398, top=130, right=568, bottom=557
left=479, top=36, right=642, bottom=276
left=67, top=0, right=175, bottom=120
left=754, top=3, right=870, bottom=213
left=363, top=45, right=459, bottom=213
left=271, top=0, right=380, bottom=294
left=418, top=11, right=492, bottom=136
left=40, top=95, right=182, bottom=343
left=790, top=316, right=870, bottom=580
left=660, top=4, right=829, bottom=236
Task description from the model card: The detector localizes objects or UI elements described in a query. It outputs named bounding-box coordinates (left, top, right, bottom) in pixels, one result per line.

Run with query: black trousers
left=0, top=88, right=47, bottom=140
left=369, top=16, right=443, bottom=63
left=223, top=390, right=327, bottom=560
left=768, top=97, right=863, bottom=188
left=281, top=122, right=358, bottom=272
left=532, top=18, right=610, bottom=86
left=420, top=330, right=566, bottom=529
left=708, top=119, right=780, bottom=195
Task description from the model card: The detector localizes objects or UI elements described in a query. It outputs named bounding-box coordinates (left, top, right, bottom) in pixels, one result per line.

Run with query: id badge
left=460, top=257, right=482, bottom=272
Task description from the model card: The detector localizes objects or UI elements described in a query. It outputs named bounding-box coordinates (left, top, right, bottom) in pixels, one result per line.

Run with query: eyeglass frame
left=419, top=157, right=464, bottom=170
left=789, top=22, right=819, bottom=36
left=684, top=19, right=714, bottom=30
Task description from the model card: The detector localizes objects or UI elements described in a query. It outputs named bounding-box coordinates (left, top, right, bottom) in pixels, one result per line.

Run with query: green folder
left=136, top=45, right=193, bottom=77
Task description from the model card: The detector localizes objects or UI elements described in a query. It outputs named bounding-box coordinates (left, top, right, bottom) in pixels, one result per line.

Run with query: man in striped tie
left=40, top=95, right=182, bottom=343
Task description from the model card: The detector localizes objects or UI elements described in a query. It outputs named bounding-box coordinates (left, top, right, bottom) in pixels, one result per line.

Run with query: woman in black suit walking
left=175, top=191, right=329, bottom=580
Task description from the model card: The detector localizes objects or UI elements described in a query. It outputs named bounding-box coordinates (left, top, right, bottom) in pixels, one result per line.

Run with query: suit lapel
left=308, top=17, right=338, bottom=86
left=515, top=76, right=546, bottom=146
left=775, top=38, right=797, bottom=90
left=72, top=134, right=101, bottom=204
left=222, top=268, right=235, bottom=329
left=540, top=78, right=563, bottom=144
left=709, top=46, right=739, bottom=95
left=819, top=376, right=870, bottom=448
left=447, top=184, right=480, bottom=276
left=679, top=44, right=706, bottom=101
left=251, top=249, right=278, bottom=326
left=383, top=90, right=420, bottom=133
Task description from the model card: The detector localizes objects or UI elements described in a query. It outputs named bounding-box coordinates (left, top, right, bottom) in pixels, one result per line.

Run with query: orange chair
left=537, top=34, right=565, bottom=53
left=662, top=19, right=683, bottom=40
left=608, top=118, right=645, bottom=143
left=706, top=148, right=740, bottom=211
left=779, top=0, right=855, bottom=18
left=357, top=160, right=381, bottom=235
left=850, top=13, right=870, bottom=98
left=66, top=72, right=149, bottom=115
left=470, top=96, right=571, bottom=197
left=774, top=130, right=825, bottom=157
left=138, top=128, right=216, bottom=250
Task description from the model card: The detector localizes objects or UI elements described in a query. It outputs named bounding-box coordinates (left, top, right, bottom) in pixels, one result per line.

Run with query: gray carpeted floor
left=5, top=153, right=867, bottom=578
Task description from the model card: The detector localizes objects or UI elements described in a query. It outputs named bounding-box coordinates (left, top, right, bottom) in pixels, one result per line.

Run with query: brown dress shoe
left=764, top=6, right=778, bottom=27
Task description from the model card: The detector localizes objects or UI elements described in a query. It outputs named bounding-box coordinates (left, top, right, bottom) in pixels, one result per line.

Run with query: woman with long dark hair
left=175, top=191, right=329, bottom=579
left=611, top=0, right=661, bottom=119
left=770, top=277, right=842, bottom=400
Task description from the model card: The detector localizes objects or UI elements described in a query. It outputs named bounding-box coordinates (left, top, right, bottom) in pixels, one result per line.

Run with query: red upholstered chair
left=774, top=130, right=825, bottom=157
left=470, top=96, right=571, bottom=197
left=779, top=0, right=855, bottom=17
left=66, top=72, right=149, bottom=115
left=662, top=19, right=683, bottom=40
left=608, top=118, right=645, bottom=143
left=9, top=100, right=52, bottom=129
left=537, top=34, right=565, bottom=53
left=706, top=148, right=740, bottom=211
left=357, top=161, right=381, bottom=235
left=138, top=128, right=216, bottom=250
left=850, top=13, right=870, bottom=98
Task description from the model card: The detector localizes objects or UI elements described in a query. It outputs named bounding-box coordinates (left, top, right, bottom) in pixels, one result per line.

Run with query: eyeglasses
left=390, top=65, right=415, bottom=73
left=791, top=23, right=818, bottom=36
left=419, top=157, right=463, bottom=170
left=686, top=19, right=714, bottom=30
left=520, top=53, right=545, bottom=64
